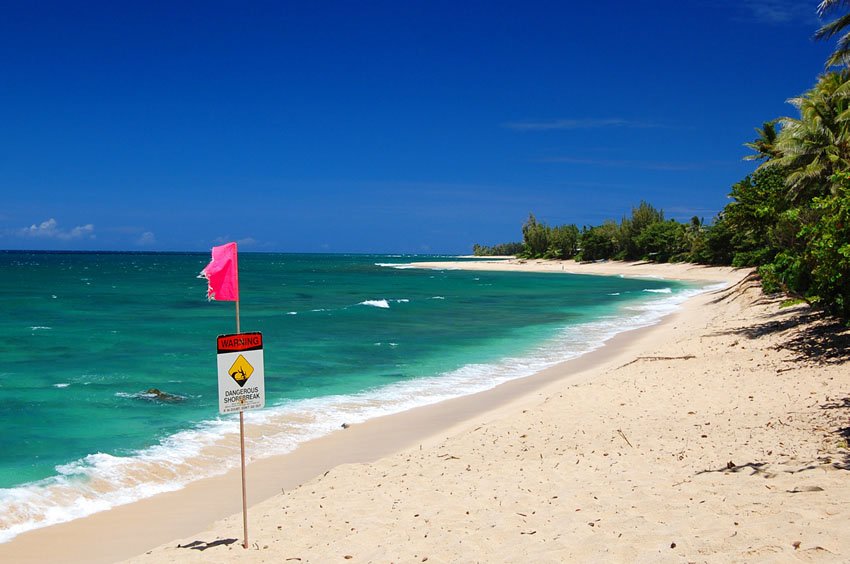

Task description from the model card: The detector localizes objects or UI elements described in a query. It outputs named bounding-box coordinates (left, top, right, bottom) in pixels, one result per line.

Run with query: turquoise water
left=0, top=252, right=706, bottom=541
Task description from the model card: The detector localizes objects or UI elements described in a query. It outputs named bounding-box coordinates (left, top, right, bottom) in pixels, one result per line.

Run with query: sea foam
left=374, top=263, right=419, bottom=270
left=358, top=299, right=390, bottom=309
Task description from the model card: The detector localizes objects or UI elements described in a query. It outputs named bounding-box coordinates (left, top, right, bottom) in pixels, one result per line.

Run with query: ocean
left=0, top=252, right=713, bottom=542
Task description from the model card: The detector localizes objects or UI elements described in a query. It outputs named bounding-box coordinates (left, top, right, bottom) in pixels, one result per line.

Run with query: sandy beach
left=413, top=257, right=744, bottom=282
left=3, top=260, right=848, bottom=563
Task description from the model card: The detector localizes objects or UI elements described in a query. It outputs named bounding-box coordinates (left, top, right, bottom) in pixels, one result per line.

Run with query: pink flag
left=200, top=242, right=239, bottom=301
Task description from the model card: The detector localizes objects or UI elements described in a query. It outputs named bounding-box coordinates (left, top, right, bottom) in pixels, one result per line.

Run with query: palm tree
left=815, top=0, right=850, bottom=67
left=744, top=121, right=782, bottom=161
left=761, top=70, right=850, bottom=200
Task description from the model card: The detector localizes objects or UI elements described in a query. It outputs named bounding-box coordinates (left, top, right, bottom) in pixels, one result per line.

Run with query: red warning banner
left=217, top=332, right=263, bottom=354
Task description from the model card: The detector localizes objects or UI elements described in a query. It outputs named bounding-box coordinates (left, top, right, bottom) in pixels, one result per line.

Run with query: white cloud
left=137, top=231, right=156, bottom=246
left=18, top=218, right=95, bottom=240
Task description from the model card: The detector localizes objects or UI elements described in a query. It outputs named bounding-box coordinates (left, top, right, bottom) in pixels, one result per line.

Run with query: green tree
left=682, top=215, right=706, bottom=258
left=689, top=215, right=734, bottom=265
left=734, top=67, right=850, bottom=317
left=798, top=171, right=850, bottom=316
left=521, top=213, right=550, bottom=258
left=473, top=242, right=523, bottom=256
left=816, top=0, right=850, bottom=67
left=744, top=121, right=782, bottom=161
left=578, top=221, right=621, bottom=261
left=634, top=220, right=688, bottom=263
left=764, top=71, right=850, bottom=202
left=545, top=224, right=580, bottom=259
left=621, top=201, right=665, bottom=260
left=722, top=166, right=791, bottom=266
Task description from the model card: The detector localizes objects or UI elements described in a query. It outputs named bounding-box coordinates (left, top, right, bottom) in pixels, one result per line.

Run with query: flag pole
left=232, top=247, right=248, bottom=550
left=240, top=412, right=248, bottom=549
left=203, top=242, right=249, bottom=549
left=236, top=297, right=249, bottom=550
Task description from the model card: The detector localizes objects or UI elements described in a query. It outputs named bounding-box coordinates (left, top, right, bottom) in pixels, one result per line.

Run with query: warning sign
left=217, top=332, right=265, bottom=414
left=228, top=354, right=254, bottom=387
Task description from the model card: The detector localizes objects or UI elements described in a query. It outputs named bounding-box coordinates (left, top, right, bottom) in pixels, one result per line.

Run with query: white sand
left=3, top=261, right=848, bottom=563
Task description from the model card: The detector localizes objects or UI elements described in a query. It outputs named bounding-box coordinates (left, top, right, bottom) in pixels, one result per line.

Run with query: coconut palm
left=744, top=121, right=782, bottom=161
left=762, top=70, right=850, bottom=200
left=816, top=0, right=850, bottom=67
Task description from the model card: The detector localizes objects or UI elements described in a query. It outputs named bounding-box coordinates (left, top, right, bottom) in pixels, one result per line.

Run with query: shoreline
left=5, top=260, right=849, bottom=562
left=0, top=260, right=712, bottom=546
left=0, top=262, right=715, bottom=563
left=409, top=257, right=742, bottom=283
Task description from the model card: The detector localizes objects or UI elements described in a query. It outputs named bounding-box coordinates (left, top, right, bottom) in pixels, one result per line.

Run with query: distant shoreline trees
left=474, top=202, right=706, bottom=265
left=471, top=3, right=850, bottom=319
left=472, top=242, right=524, bottom=256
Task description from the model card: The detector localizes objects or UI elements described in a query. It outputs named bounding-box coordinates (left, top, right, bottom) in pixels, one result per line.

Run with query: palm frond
left=818, top=0, right=850, bottom=17
left=818, top=13, right=850, bottom=40
left=832, top=77, right=850, bottom=96
left=816, top=3, right=850, bottom=67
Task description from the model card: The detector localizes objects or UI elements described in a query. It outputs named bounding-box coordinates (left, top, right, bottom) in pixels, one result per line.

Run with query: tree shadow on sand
left=704, top=275, right=850, bottom=471
left=710, top=281, right=850, bottom=366
left=821, top=396, right=850, bottom=471
left=779, top=318, right=850, bottom=365
left=177, top=538, right=239, bottom=551
left=834, top=425, right=850, bottom=470
left=695, top=461, right=769, bottom=476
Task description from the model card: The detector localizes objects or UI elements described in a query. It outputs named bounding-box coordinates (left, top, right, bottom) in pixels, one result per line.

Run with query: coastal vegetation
left=471, top=241, right=524, bottom=256
left=474, top=2, right=850, bottom=319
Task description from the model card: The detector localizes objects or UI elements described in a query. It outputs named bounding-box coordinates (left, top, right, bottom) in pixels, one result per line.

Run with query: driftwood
left=617, top=429, right=634, bottom=448
left=617, top=354, right=696, bottom=369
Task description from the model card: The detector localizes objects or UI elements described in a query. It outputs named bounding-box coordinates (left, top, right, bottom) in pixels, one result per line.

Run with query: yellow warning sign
left=228, top=354, right=254, bottom=387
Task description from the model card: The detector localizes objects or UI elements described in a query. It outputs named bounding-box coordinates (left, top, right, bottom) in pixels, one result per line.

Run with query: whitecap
left=114, top=390, right=187, bottom=402
left=644, top=288, right=672, bottom=294
left=53, top=383, right=70, bottom=388
left=30, top=326, right=52, bottom=331
left=374, top=263, right=419, bottom=270
left=359, top=299, right=390, bottom=309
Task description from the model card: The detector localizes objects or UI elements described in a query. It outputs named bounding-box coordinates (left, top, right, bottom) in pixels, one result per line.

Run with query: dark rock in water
left=341, top=423, right=351, bottom=429
left=144, top=388, right=185, bottom=403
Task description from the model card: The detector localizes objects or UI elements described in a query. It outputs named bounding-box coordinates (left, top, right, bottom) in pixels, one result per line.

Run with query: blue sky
left=0, top=1, right=834, bottom=253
